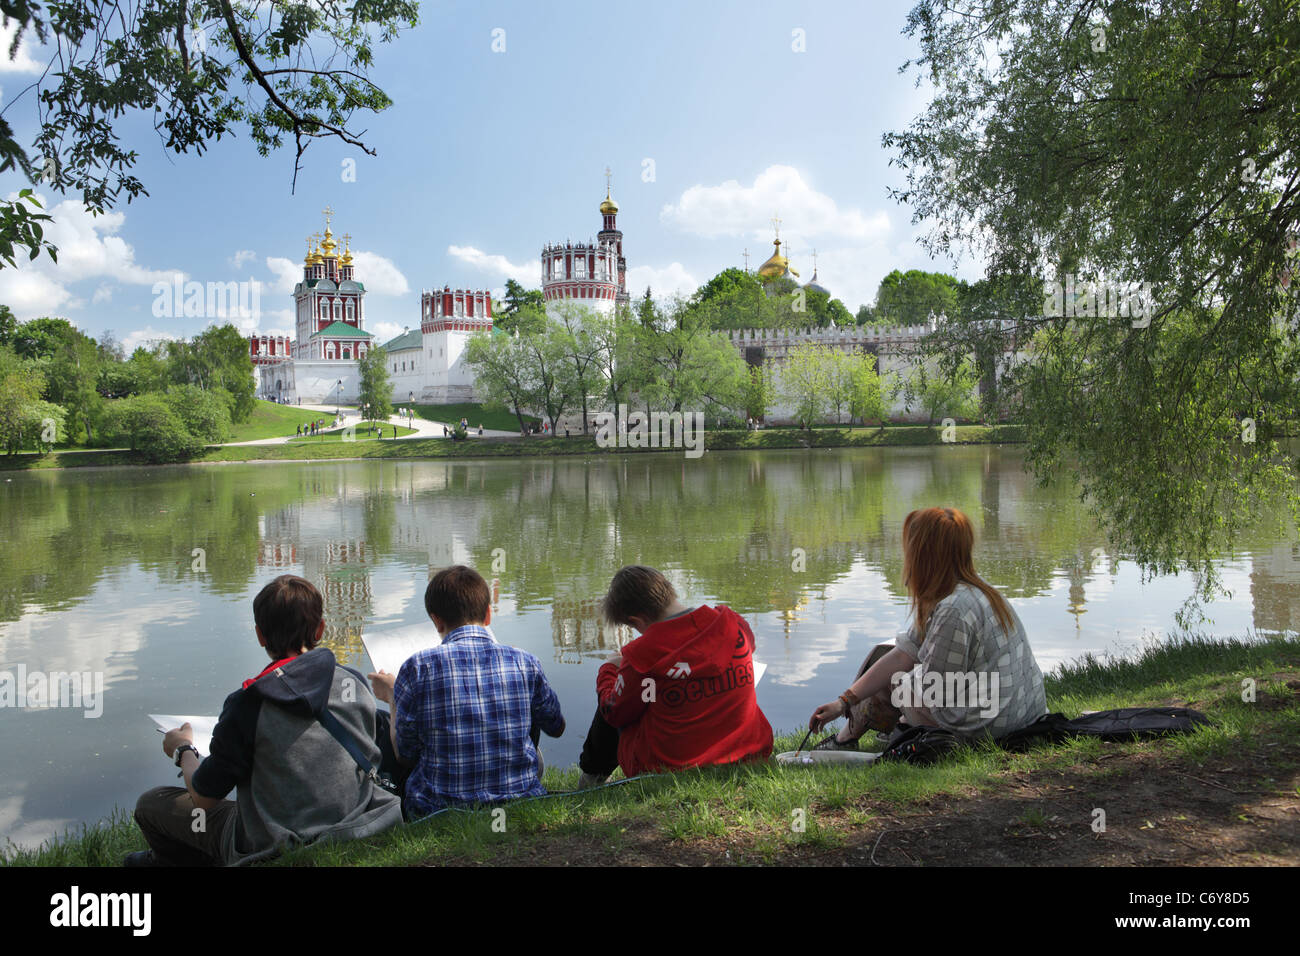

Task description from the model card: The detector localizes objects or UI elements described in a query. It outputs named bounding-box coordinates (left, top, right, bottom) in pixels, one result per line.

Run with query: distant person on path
left=808, top=507, right=1047, bottom=749
left=128, top=575, right=402, bottom=866
left=576, top=566, right=773, bottom=788
left=296, top=424, right=302, bottom=437
left=368, top=565, right=565, bottom=817
left=478, top=424, right=484, bottom=436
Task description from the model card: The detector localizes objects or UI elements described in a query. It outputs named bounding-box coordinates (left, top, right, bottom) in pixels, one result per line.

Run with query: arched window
left=346, top=300, right=354, bottom=322
left=343, top=348, right=351, bottom=360
left=333, top=299, right=342, bottom=321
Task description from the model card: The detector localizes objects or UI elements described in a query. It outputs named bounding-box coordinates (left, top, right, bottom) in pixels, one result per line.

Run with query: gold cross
left=771, top=214, right=781, bottom=240
left=605, top=166, right=612, bottom=192
left=341, top=232, right=351, bottom=250
left=742, top=248, right=749, bottom=271
left=321, top=205, right=335, bottom=228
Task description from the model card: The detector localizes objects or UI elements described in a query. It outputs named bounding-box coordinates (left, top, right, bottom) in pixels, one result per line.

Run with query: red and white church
left=250, top=180, right=627, bottom=405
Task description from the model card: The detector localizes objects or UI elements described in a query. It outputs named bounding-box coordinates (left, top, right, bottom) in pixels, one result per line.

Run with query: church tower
left=542, top=169, right=628, bottom=318
left=293, top=206, right=372, bottom=362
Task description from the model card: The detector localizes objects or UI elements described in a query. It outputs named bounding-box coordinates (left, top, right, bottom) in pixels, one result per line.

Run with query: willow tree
left=0, top=0, right=419, bottom=265
left=886, top=0, right=1300, bottom=592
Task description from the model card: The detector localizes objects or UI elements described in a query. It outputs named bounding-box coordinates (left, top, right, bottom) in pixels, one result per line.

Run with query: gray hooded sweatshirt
left=192, top=647, right=402, bottom=865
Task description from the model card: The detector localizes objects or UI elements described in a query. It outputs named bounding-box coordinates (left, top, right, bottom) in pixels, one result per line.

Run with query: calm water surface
left=1, top=446, right=1297, bottom=847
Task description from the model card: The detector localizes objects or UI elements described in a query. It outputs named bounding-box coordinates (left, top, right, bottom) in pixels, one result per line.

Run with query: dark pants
left=578, top=708, right=621, bottom=778
left=134, top=786, right=237, bottom=866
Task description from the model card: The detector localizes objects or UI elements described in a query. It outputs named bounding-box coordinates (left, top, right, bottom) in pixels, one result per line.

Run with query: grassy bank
left=0, top=423, right=1026, bottom=471
left=227, top=402, right=327, bottom=442
left=5, top=633, right=1297, bottom=866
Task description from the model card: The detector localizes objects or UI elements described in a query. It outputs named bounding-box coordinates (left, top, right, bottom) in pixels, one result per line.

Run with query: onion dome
left=320, top=226, right=338, bottom=258
left=757, top=239, right=789, bottom=279
left=600, top=188, right=619, bottom=215
left=804, top=268, right=829, bottom=296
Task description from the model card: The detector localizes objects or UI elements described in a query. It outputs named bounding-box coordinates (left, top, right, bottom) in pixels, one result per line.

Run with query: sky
left=0, top=0, right=979, bottom=353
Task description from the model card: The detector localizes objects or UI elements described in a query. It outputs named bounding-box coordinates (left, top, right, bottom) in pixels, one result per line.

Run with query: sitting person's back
left=893, top=580, right=1046, bottom=739
left=199, top=646, right=400, bottom=863
left=378, top=565, right=564, bottom=817
left=579, top=566, right=773, bottom=784
left=130, top=575, right=402, bottom=866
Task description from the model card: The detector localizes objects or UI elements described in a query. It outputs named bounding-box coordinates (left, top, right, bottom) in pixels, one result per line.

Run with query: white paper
left=774, top=749, right=880, bottom=765
left=148, top=714, right=218, bottom=754
left=361, top=623, right=442, bottom=677
left=753, top=661, right=767, bottom=684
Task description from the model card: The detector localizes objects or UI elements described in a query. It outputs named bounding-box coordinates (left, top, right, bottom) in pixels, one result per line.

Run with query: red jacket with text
left=595, top=605, right=773, bottom=778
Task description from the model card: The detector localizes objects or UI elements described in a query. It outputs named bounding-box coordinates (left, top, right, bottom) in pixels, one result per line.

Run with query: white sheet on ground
left=774, top=749, right=881, bottom=765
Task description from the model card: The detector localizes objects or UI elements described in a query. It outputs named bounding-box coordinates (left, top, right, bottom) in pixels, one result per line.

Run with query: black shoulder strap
left=317, top=707, right=379, bottom=779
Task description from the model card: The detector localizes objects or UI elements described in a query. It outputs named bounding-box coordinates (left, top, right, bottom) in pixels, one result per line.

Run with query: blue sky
left=0, top=0, right=975, bottom=351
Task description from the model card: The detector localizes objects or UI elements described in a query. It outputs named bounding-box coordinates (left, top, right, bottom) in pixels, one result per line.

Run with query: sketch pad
left=361, top=624, right=443, bottom=676
left=148, top=714, right=218, bottom=754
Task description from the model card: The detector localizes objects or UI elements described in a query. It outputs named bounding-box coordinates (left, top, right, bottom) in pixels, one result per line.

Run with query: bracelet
left=837, top=693, right=855, bottom=717
left=173, top=744, right=200, bottom=768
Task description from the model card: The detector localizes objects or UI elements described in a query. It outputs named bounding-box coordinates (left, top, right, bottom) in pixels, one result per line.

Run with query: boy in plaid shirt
left=369, top=566, right=565, bottom=817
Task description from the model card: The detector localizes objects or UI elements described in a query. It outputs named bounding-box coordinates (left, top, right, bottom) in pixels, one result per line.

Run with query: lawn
left=5, top=633, right=1297, bottom=866
left=227, top=400, right=331, bottom=442
left=412, top=402, right=540, bottom=433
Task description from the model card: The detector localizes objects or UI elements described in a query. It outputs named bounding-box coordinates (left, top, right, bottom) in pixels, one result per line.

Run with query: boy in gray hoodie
left=128, top=575, right=402, bottom=866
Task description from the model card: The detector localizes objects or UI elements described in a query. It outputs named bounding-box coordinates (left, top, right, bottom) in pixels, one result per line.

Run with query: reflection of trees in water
left=5, top=451, right=1299, bottom=640
left=0, top=466, right=311, bottom=624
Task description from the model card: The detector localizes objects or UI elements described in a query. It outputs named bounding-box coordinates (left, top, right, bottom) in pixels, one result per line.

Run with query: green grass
left=4, top=632, right=1296, bottom=867
left=225, top=400, right=327, bottom=442
left=411, top=402, right=540, bottom=433
left=0, top=424, right=1026, bottom=470
left=287, top=423, right=417, bottom=443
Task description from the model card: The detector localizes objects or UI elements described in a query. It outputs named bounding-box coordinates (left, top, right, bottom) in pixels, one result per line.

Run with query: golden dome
left=757, top=239, right=789, bottom=279
left=320, top=226, right=337, bottom=257
left=600, top=190, right=619, bottom=215
left=305, top=236, right=323, bottom=265
left=340, top=241, right=353, bottom=266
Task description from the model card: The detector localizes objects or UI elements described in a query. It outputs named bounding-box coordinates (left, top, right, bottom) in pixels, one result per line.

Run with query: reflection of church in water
left=551, top=596, right=633, bottom=664
left=257, top=509, right=373, bottom=666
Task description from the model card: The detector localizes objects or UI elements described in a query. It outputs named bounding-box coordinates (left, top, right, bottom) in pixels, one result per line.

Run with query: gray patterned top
left=893, top=582, right=1046, bottom=739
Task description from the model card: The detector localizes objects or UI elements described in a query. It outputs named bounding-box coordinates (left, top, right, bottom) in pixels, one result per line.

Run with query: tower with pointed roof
left=542, top=168, right=629, bottom=317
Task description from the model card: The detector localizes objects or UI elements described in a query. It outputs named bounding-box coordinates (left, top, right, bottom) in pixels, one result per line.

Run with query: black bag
left=997, top=706, right=1212, bottom=753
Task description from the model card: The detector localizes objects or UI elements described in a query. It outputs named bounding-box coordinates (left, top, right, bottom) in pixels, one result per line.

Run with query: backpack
left=996, top=706, right=1212, bottom=752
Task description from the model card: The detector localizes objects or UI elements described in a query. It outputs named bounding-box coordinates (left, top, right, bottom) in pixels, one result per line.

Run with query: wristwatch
left=174, top=743, right=201, bottom=767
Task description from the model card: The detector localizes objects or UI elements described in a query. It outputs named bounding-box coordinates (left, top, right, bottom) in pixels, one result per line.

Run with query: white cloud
left=660, top=165, right=891, bottom=243
left=350, top=251, right=409, bottom=296
left=265, top=257, right=301, bottom=295
left=230, top=249, right=257, bottom=269
left=625, top=262, right=699, bottom=300
left=0, top=269, right=72, bottom=316
left=368, top=321, right=407, bottom=346
left=447, top=245, right=539, bottom=285
left=91, top=284, right=113, bottom=305
left=0, top=21, right=47, bottom=74
left=0, top=192, right=185, bottom=319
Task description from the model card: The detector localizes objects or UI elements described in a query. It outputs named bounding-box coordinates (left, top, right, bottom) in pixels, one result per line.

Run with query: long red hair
left=902, top=507, right=1014, bottom=641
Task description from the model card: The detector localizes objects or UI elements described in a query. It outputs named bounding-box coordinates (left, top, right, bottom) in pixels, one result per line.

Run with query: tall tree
left=885, top=0, right=1300, bottom=587
left=357, top=347, right=393, bottom=425
left=465, top=330, right=538, bottom=435
left=549, top=300, right=604, bottom=433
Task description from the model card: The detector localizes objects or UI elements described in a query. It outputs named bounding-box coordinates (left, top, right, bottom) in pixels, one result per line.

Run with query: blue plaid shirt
left=393, top=624, right=565, bottom=815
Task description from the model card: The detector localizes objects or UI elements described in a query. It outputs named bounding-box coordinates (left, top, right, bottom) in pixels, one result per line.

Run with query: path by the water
left=223, top=404, right=518, bottom=446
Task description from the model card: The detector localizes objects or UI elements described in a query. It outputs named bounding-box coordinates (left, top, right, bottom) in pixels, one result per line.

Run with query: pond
left=1, top=445, right=1296, bottom=848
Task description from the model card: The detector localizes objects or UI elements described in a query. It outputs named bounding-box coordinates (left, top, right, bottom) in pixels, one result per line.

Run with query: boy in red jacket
left=576, top=566, right=773, bottom=787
